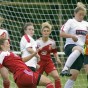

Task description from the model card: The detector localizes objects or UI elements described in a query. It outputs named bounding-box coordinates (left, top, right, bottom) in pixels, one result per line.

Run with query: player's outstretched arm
left=22, top=49, right=40, bottom=62
left=22, top=51, right=38, bottom=62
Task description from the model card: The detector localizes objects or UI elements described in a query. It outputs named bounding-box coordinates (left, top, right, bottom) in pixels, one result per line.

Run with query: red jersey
left=36, top=38, right=57, bottom=61
left=0, top=51, right=31, bottom=79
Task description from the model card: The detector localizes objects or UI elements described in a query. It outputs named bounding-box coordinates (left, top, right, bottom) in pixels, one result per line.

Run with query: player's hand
left=71, top=35, right=78, bottom=42
left=36, top=48, right=42, bottom=52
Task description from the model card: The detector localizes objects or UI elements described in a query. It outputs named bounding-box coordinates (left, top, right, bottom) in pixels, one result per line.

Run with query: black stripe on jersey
left=76, top=30, right=88, bottom=35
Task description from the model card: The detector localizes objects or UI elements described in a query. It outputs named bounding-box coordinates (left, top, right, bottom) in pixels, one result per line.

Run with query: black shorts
left=64, top=44, right=84, bottom=71
left=84, top=55, right=88, bottom=65
left=28, top=66, right=36, bottom=72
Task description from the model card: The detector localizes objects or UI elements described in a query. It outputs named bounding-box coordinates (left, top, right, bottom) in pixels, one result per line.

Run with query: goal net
left=0, top=0, right=87, bottom=88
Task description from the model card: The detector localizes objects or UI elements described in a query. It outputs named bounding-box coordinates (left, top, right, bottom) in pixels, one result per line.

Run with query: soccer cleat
left=60, top=70, right=72, bottom=77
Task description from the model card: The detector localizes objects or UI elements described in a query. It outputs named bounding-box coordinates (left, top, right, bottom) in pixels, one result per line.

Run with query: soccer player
left=84, top=34, right=88, bottom=76
left=36, top=22, right=62, bottom=88
left=0, top=17, right=10, bottom=88
left=60, top=2, right=88, bottom=88
left=0, top=38, right=55, bottom=88
left=20, top=22, right=40, bottom=72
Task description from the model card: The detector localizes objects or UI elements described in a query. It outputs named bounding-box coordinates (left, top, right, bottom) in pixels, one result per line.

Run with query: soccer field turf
left=0, top=70, right=87, bottom=88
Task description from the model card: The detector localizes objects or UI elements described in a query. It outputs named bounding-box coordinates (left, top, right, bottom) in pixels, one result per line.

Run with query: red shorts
left=15, top=69, right=40, bottom=88
left=37, top=59, right=56, bottom=75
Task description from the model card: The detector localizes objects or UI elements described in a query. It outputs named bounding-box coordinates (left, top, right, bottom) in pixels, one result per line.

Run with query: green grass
left=0, top=69, right=87, bottom=88
left=37, top=70, right=88, bottom=88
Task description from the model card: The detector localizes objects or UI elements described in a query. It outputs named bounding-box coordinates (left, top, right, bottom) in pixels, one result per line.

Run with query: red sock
left=55, top=79, right=62, bottom=88
left=46, top=83, right=54, bottom=88
left=3, top=80, right=10, bottom=88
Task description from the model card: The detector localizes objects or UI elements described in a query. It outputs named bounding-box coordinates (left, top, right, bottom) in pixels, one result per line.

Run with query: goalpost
left=0, top=0, right=87, bottom=88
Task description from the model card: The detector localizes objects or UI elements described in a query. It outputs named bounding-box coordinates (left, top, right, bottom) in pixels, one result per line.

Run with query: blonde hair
left=41, top=22, right=52, bottom=31
left=77, top=2, right=86, bottom=8
left=74, top=2, right=86, bottom=14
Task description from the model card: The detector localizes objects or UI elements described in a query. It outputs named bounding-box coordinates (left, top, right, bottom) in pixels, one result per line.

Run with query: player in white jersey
left=20, top=22, right=40, bottom=71
left=60, top=2, right=88, bottom=88
left=36, top=22, right=62, bottom=88
left=0, top=17, right=10, bottom=88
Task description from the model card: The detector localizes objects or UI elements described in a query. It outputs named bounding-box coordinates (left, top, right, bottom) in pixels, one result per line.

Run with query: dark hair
left=0, top=38, right=7, bottom=50
left=21, top=22, right=33, bottom=36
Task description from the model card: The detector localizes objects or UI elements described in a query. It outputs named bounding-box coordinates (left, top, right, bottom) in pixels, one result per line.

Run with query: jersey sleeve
left=51, top=40, right=57, bottom=54
left=0, top=53, right=5, bottom=69
left=60, top=19, right=72, bottom=33
left=0, top=52, right=10, bottom=68
left=20, top=37, right=27, bottom=51
left=0, top=53, right=5, bottom=64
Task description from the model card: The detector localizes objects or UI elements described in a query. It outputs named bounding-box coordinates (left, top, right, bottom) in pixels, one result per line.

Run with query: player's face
left=41, top=28, right=51, bottom=38
left=25, top=26, right=34, bottom=37
left=3, top=40, right=10, bottom=51
left=74, top=10, right=86, bottom=22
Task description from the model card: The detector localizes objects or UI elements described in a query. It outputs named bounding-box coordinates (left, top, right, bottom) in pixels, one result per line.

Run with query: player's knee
left=2, top=75, right=9, bottom=81
left=70, top=70, right=79, bottom=81
left=72, top=46, right=82, bottom=53
left=53, top=75, right=60, bottom=80
left=45, top=79, right=52, bottom=84
left=84, top=65, right=88, bottom=74
left=39, top=75, right=53, bottom=86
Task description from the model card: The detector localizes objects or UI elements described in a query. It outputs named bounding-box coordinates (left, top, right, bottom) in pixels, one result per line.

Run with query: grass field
left=37, top=70, right=88, bottom=88
left=0, top=68, right=87, bottom=88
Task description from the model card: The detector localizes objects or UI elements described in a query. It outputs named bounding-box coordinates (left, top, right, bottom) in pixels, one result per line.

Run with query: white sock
left=64, top=79, right=75, bottom=88
left=62, top=50, right=80, bottom=71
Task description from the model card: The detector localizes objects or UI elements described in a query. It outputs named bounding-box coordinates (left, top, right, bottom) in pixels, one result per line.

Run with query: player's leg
left=84, top=55, right=88, bottom=74
left=49, top=70, right=62, bottom=88
left=44, top=60, right=61, bottom=88
left=64, top=54, right=84, bottom=88
left=38, top=75, right=54, bottom=88
left=62, top=46, right=82, bottom=71
left=84, top=54, right=88, bottom=88
left=15, top=69, right=54, bottom=88
left=64, top=69, right=79, bottom=88
left=0, top=67, right=10, bottom=88
left=36, top=60, right=45, bottom=74
left=60, top=44, right=82, bottom=76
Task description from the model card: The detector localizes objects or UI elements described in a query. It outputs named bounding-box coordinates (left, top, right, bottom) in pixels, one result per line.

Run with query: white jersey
left=61, top=18, right=88, bottom=48
left=0, top=29, right=9, bottom=39
left=20, top=34, right=37, bottom=68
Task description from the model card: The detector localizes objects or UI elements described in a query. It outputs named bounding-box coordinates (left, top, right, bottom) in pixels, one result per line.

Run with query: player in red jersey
left=0, top=17, right=10, bottom=88
left=0, top=38, right=54, bottom=88
left=36, top=22, right=62, bottom=88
